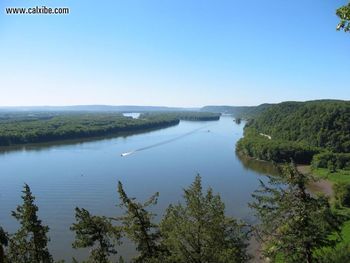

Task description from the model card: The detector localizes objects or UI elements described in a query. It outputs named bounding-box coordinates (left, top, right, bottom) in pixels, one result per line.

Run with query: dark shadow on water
left=236, top=152, right=281, bottom=177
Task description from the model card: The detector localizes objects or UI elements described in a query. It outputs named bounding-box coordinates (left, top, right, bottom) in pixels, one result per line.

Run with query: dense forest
left=201, top=104, right=273, bottom=119
left=1, top=164, right=349, bottom=263
left=237, top=100, right=350, bottom=164
left=0, top=111, right=220, bottom=146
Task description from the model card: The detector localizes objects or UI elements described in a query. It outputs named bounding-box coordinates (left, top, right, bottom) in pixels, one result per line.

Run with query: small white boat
left=121, top=152, right=133, bottom=157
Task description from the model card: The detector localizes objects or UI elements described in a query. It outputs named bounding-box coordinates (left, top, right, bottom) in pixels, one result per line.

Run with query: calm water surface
left=0, top=116, right=274, bottom=261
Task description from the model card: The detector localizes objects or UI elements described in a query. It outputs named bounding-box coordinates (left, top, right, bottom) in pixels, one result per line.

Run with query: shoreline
left=296, top=165, right=334, bottom=197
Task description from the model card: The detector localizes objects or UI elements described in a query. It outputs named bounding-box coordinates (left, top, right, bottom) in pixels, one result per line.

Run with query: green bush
left=334, top=183, right=350, bottom=208
left=312, top=152, right=350, bottom=170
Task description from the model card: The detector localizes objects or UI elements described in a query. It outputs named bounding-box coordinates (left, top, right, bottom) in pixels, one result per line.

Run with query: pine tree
left=160, top=175, right=249, bottom=263
left=0, top=227, right=8, bottom=263
left=71, top=207, right=122, bottom=263
left=117, top=181, right=163, bottom=263
left=8, top=184, right=53, bottom=263
left=250, top=164, right=341, bottom=263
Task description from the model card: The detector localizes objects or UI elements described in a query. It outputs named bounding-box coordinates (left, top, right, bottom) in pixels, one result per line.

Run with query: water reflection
left=236, top=153, right=280, bottom=177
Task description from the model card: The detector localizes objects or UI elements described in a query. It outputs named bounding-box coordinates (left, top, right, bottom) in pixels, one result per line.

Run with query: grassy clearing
left=313, top=168, right=350, bottom=184
left=312, top=168, right=350, bottom=255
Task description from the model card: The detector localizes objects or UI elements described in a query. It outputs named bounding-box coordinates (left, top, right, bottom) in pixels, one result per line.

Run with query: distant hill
left=201, top=104, right=273, bottom=118
left=0, top=105, right=199, bottom=113
left=245, top=100, right=350, bottom=153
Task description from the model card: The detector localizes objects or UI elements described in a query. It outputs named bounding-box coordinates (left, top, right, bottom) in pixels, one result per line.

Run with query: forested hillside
left=248, top=100, right=350, bottom=152
left=237, top=100, right=350, bottom=163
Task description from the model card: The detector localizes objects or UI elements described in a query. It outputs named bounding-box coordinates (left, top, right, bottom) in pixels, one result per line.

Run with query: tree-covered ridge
left=246, top=100, right=350, bottom=153
left=236, top=129, right=320, bottom=164
left=201, top=104, right=272, bottom=119
left=0, top=111, right=220, bottom=146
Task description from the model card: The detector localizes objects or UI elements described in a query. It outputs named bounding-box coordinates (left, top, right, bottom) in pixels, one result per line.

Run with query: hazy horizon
left=1, top=98, right=350, bottom=109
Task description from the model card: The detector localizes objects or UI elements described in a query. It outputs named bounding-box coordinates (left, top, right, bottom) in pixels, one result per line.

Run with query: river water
left=0, top=116, right=275, bottom=261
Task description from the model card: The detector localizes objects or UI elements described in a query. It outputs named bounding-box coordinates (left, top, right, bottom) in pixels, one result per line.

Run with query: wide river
left=0, top=116, right=276, bottom=261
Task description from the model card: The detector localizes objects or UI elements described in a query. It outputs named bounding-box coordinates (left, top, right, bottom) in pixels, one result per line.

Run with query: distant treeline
left=141, top=111, right=221, bottom=121
left=0, top=111, right=220, bottom=146
left=237, top=100, right=350, bottom=164
left=0, top=113, right=180, bottom=146
left=201, top=104, right=272, bottom=119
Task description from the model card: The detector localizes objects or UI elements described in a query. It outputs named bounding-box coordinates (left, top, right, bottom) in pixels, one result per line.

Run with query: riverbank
left=0, top=112, right=222, bottom=147
left=297, top=165, right=334, bottom=197
left=298, top=165, right=350, bottom=259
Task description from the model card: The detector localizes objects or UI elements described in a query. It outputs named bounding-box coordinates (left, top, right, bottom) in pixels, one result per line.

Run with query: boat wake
left=121, top=151, right=135, bottom=157
left=120, top=125, right=211, bottom=157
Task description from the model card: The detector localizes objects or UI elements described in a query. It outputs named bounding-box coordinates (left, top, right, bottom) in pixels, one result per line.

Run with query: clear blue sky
left=0, top=0, right=349, bottom=107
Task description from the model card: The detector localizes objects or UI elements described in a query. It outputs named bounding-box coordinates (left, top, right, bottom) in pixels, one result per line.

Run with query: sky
left=0, top=0, right=349, bottom=107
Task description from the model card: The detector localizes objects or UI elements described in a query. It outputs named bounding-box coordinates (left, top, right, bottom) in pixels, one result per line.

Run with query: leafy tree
left=117, top=182, right=163, bottom=263
left=317, top=244, right=350, bottom=263
left=0, top=227, right=8, bottom=263
left=337, top=2, right=350, bottom=32
left=71, top=208, right=122, bottom=263
left=333, top=182, right=350, bottom=208
left=327, top=160, right=336, bottom=173
left=250, top=164, right=341, bottom=263
left=160, top=175, right=249, bottom=263
left=7, top=184, right=53, bottom=263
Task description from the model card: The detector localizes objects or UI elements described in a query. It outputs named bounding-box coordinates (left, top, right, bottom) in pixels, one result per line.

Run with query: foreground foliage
left=69, top=176, right=249, bottom=262
left=70, top=208, right=122, bottom=263
left=337, top=1, right=350, bottom=32
left=117, top=182, right=163, bottom=263
left=7, top=184, right=53, bottom=263
left=250, top=164, right=341, bottom=263
left=0, top=227, right=8, bottom=263
left=1, top=170, right=349, bottom=262
left=160, top=175, right=249, bottom=263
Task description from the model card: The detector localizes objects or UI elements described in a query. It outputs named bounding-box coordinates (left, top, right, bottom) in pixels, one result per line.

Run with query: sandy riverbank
left=297, top=165, right=334, bottom=197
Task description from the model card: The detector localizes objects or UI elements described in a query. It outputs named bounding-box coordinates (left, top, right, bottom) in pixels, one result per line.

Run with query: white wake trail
left=120, top=125, right=212, bottom=157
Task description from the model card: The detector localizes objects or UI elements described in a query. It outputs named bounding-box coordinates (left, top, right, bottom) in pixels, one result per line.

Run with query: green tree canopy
left=160, top=175, right=249, bottom=263
left=0, top=227, right=8, bottom=263
left=337, top=2, right=350, bottom=32
left=250, top=164, right=341, bottom=263
left=8, top=184, right=53, bottom=263
left=117, top=182, right=163, bottom=263
left=71, top=208, right=122, bottom=263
